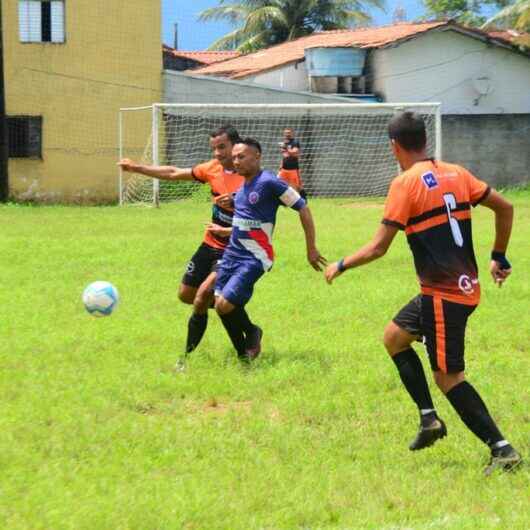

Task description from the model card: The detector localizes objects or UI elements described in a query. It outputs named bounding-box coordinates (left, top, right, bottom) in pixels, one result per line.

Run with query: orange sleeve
left=382, top=178, right=411, bottom=230
left=191, top=162, right=212, bottom=184
left=462, top=168, right=490, bottom=206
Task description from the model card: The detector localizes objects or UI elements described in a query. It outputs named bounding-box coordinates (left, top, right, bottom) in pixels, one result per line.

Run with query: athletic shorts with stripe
left=393, top=294, right=476, bottom=373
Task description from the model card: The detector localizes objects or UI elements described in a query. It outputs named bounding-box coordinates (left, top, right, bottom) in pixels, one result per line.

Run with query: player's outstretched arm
left=480, top=189, right=514, bottom=287
left=117, top=158, right=193, bottom=181
left=325, top=224, right=399, bottom=284
left=298, top=206, right=327, bottom=271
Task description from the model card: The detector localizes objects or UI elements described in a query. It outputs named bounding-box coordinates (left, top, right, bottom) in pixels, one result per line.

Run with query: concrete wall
left=442, top=114, right=530, bottom=187
left=371, top=29, right=530, bottom=114
left=4, top=0, right=162, bottom=203
left=246, top=61, right=310, bottom=92
left=164, top=70, right=352, bottom=104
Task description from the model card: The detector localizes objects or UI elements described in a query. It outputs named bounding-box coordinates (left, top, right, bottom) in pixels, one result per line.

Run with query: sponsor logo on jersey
left=458, top=274, right=479, bottom=295
left=422, top=172, right=438, bottom=189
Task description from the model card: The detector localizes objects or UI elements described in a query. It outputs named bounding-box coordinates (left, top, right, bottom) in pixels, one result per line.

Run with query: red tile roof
left=163, top=46, right=240, bottom=66
left=191, top=21, right=526, bottom=79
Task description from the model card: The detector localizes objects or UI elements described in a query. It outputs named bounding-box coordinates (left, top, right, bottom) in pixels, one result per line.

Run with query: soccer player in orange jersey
left=325, top=112, right=521, bottom=475
left=118, top=126, right=244, bottom=358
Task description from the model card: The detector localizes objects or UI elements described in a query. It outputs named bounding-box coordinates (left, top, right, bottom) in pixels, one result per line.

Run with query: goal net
left=119, top=103, right=441, bottom=205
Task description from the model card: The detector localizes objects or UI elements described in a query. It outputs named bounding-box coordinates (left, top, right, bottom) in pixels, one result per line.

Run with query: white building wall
left=246, top=61, right=310, bottom=91
left=371, top=29, right=530, bottom=114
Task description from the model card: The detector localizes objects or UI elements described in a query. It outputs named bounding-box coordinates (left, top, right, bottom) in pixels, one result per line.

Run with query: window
left=8, top=116, right=43, bottom=159
left=19, top=1, right=65, bottom=43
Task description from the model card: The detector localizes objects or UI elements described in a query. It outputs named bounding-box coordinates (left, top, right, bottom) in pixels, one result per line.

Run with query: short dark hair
left=237, top=137, right=262, bottom=154
left=210, top=125, right=241, bottom=145
left=388, top=112, right=427, bottom=152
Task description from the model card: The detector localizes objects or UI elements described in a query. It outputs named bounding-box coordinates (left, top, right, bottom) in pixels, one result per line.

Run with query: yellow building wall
left=3, top=0, right=162, bottom=202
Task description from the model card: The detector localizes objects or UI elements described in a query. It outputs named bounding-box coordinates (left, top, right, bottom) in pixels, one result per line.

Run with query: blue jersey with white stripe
left=222, top=169, right=306, bottom=271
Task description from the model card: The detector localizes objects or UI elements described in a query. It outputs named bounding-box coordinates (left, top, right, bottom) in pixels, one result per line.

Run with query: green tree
left=482, top=0, right=530, bottom=31
left=483, top=0, right=530, bottom=49
left=423, top=0, right=510, bottom=27
left=199, top=0, right=385, bottom=52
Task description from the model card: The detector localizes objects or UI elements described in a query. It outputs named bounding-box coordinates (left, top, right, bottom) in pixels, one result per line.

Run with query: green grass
left=0, top=193, right=529, bottom=530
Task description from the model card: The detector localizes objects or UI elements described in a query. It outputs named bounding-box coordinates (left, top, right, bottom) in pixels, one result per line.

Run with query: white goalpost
left=119, top=102, right=442, bottom=206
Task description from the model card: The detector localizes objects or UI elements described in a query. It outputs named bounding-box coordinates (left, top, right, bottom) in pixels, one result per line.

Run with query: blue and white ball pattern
left=82, top=281, right=119, bottom=317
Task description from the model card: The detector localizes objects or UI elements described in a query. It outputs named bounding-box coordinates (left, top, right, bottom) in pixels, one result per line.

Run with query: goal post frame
left=119, top=101, right=442, bottom=205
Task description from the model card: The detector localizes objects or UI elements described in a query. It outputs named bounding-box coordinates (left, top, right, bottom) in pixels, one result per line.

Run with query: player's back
left=383, top=160, right=491, bottom=305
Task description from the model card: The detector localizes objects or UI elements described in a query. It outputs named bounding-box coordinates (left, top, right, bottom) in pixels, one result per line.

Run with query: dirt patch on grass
left=199, top=397, right=253, bottom=416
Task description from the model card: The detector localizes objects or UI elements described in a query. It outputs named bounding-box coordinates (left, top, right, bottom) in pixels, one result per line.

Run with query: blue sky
left=162, top=1, right=426, bottom=49
left=161, top=1, right=498, bottom=50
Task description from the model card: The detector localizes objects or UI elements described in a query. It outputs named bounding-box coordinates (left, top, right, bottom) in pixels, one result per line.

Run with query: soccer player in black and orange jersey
left=118, top=126, right=244, bottom=358
left=325, top=112, right=522, bottom=475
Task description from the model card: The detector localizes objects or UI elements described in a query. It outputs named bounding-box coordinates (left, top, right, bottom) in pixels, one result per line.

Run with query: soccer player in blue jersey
left=215, top=138, right=326, bottom=360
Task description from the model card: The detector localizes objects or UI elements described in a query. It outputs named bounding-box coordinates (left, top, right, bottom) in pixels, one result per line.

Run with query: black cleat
left=484, top=446, right=523, bottom=476
left=244, top=325, right=263, bottom=361
left=409, top=418, right=447, bottom=451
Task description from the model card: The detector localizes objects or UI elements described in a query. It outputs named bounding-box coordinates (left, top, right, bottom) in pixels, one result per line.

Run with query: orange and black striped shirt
left=382, top=160, right=490, bottom=305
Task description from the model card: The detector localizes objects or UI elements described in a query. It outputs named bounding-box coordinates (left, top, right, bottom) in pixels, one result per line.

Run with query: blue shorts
left=215, top=259, right=264, bottom=307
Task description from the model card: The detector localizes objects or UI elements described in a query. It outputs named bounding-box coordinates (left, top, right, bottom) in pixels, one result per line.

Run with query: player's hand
left=490, top=260, right=511, bottom=288
left=117, top=158, right=137, bottom=172
left=307, top=247, right=327, bottom=271
left=215, top=193, right=234, bottom=209
left=325, top=262, right=343, bottom=284
left=206, top=223, right=231, bottom=238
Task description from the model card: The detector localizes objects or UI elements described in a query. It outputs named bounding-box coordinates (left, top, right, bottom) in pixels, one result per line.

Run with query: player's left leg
left=425, top=296, right=522, bottom=474
left=215, top=261, right=264, bottom=360
left=185, top=271, right=217, bottom=355
left=385, top=295, right=446, bottom=450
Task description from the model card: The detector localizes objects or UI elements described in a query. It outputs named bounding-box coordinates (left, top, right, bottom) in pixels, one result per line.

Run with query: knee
left=194, top=290, right=213, bottom=313
left=215, top=297, right=233, bottom=316
left=383, top=322, right=406, bottom=355
left=433, top=371, right=465, bottom=394
left=178, top=285, right=195, bottom=305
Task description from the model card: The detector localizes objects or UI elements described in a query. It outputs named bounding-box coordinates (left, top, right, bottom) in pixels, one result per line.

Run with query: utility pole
left=0, top=1, right=9, bottom=202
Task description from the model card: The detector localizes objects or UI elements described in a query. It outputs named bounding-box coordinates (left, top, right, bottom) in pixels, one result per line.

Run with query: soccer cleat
left=484, top=446, right=523, bottom=476
left=244, top=325, right=263, bottom=361
left=409, top=418, right=447, bottom=451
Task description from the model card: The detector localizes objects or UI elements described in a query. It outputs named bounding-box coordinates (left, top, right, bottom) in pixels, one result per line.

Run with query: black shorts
left=393, top=294, right=476, bottom=374
left=182, top=243, right=224, bottom=289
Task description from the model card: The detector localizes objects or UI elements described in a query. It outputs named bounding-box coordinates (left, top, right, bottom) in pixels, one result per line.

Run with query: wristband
left=337, top=258, right=346, bottom=273
left=491, top=251, right=511, bottom=270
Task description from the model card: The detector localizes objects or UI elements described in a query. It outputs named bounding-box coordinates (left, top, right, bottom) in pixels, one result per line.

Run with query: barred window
left=8, top=116, right=43, bottom=159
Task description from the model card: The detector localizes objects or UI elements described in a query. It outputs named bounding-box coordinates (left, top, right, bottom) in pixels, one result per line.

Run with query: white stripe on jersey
left=240, top=239, right=273, bottom=271
left=279, top=187, right=301, bottom=207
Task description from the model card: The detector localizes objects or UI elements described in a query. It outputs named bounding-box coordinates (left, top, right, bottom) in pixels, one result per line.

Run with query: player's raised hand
left=324, top=262, right=343, bottom=284
left=307, top=248, right=327, bottom=271
left=490, top=260, right=512, bottom=288
left=215, top=193, right=234, bottom=209
left=117, top=158, right=137, bottom=172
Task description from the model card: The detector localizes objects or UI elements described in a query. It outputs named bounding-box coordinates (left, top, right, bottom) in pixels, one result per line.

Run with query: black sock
left=446, top=381, right=505, bottom=448
left=219, top=308, right=248, bottom=357
left=185, top=312, right=208, bottom=354
left=232, top=306, right=255, bottom=336
left=392, top=348, right=436, bottom=419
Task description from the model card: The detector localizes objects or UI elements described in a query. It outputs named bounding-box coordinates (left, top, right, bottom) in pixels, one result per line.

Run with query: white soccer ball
left=82, top=281, right=119, bottom=317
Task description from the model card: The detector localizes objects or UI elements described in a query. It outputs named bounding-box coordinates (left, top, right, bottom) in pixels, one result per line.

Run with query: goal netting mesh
left=120, top=103, right=441, bottom=205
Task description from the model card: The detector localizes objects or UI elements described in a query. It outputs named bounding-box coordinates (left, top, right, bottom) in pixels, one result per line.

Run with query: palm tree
left=482, top=0, right=530, bottom=49
left=199, top=0, right=385, bottom=53
left=482, top=0, right=530, bottom=31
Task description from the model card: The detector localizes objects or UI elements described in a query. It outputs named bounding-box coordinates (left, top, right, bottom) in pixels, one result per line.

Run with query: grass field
left=1, top=191, right=529, bottom=530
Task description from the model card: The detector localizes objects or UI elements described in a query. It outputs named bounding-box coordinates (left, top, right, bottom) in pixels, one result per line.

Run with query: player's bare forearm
left=481, top=189, right=514, bottom=253
left=117, top=159, right=192, bottom=181
left=325, top=224, right=398, bottom=284
left=299, top=206, right=326, bottom=270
